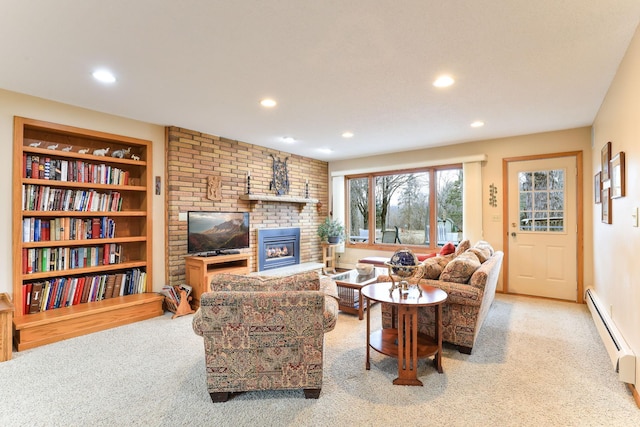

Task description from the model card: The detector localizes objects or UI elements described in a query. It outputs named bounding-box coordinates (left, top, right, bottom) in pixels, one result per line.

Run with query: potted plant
left=317, top=217, right=345, bottom=243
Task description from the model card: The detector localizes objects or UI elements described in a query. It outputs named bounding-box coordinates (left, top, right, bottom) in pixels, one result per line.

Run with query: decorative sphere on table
left=386, top=248, right=421, bottom=296
left=389, top=248, right=418, bottom=277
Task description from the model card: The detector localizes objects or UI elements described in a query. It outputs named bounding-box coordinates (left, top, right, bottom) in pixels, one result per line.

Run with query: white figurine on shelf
left=131, top=154, right=140, bottom=161
left=62, top=145, right=73, bottom=152
left=78, top=148, right=90, bottom=154
left=46, top=143, right=59, bottom=150
left=111, top=147, right=131, bottom=158
left=93, top=147, right=110, bottom=156
left=28, top=141, right=41, bottom=147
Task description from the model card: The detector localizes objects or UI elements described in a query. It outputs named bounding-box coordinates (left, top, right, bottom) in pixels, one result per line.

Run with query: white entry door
left=507, top=156, right=577, bottom=301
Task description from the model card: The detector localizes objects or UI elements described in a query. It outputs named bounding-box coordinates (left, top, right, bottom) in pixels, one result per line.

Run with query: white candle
left=305, top=178, right=308, bottom=184
left=247, top=170, right=251, bottom=177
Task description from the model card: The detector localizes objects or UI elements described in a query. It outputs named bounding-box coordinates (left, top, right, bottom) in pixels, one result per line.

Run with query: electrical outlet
left=178, top=212, right=187, bottom=221
left=633, top=207, right=639, bottom=227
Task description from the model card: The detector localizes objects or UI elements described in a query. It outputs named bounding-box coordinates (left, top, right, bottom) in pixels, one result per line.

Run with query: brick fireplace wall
left=165, top=126, right=329, bottom=285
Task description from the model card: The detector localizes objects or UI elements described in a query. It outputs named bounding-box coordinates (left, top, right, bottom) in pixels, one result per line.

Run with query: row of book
left=22, top=216, right=116, bottom=243
left=24, top=154, right=131, bottom=185
left=22, top=184, right=123, bottom=212
left=22, top=268, right=147, bottom=315
left=22, top=244, right=123, bottom=274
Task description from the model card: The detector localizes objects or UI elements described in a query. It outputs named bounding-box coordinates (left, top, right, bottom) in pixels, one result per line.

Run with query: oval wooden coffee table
left=362, top=282, right=448, bottom=386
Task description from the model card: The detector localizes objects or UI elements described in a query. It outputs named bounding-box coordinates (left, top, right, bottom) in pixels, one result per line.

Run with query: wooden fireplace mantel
left=239, top=194, right=319, bottom=205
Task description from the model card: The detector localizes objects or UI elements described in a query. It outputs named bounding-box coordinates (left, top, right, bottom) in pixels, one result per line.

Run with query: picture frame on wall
left=594, top=172, right=602, bottom=204
left=610, top=151, right=625, bottom=199
left=601, top=141, right=612, bottom=181
left=601, top=187, right=611, bottom=224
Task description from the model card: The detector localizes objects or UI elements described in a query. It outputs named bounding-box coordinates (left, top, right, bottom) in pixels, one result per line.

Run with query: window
left=518, top=169, right=565, bottom=232
left=346, top=166, right=463, bottom=248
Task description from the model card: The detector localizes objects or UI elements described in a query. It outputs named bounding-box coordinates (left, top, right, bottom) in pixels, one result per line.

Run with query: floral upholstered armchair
left=192, top=270, right=338, bottom=402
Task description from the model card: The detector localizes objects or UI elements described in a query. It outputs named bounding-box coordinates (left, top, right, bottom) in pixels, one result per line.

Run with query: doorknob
left=511, top=232, right=516, bottom=237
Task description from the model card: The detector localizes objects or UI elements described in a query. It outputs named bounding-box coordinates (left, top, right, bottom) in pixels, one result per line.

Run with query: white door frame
left=502, top=151, right=584, bottom=303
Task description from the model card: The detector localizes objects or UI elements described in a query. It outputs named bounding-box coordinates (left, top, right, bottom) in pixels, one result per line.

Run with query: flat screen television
left=187, top=211, right=250, bottom=255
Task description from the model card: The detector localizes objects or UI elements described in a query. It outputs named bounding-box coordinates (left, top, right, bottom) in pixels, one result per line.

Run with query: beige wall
left=592, top=24, right=640, bottom=387
left=330, top=127, right=593, bottom=293
left=0, top=89, right=166, bottom=296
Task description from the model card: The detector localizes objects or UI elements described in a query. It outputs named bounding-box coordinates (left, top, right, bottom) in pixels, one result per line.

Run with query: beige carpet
left=0, top=293, right=638, bottom=426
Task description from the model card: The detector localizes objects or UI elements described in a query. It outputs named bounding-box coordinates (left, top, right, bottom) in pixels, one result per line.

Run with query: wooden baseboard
left=13, top=293, right=164, bottom=351
left=628, top=383, right=640, bottom=408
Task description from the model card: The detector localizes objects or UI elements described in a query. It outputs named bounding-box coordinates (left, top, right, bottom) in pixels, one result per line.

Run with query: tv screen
left=187, top=211, right=250, bottom=255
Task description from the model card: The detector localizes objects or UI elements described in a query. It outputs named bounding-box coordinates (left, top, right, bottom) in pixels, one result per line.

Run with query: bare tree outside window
left=346, top=166, right=462, bottom=248
left=349, top=177, right=369, bottom=240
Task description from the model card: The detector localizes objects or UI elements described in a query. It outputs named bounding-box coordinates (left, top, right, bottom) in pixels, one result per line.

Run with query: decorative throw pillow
left=420, top=257, right=443, bottom=279
left=210, top=270, right=320, bottom=292
left=439, top=242, right=456, bottom=256
left=454, top=239, right=471, bottom=257
left=440, top=251, right=481, bottom=284
left=468, top=246, right=491, bottom=263
left=435, top=254, right=455, bottom=269
left=474, top=240, right=495, bottom=256
left=416, top=253, right=437, bottom=262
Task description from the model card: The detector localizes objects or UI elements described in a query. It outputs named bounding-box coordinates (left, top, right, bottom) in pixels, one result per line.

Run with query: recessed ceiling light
left=260, top=98, right=277, bottom=108
left=92, top=69, right=116, bottom=84
left=342, top=131, right=354, bottom=138
left=470, top=121, right=485, bottom=128
left=433, top=75, right=454, bottom=88
left=282, top=136, right=295, bottom=143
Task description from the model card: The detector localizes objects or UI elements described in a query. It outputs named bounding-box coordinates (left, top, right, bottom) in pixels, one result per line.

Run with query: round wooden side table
left=362, top=282, right=448, bottom=386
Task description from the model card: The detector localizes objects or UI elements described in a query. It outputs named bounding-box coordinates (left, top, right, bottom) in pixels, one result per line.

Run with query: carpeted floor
left=0, top=293, right=638, bottom=426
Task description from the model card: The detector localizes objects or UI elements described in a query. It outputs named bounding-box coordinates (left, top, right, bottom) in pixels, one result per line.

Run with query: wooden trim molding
left=629, top=383, right=640, bottom=408
left=502, top=151, right=584, bottom=303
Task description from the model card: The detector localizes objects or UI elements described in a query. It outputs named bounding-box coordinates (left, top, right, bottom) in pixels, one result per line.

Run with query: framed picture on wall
left=601, top=187, right=611, bottom=224
left=601, top=141, right=612, bottom=181
left=594, top=172, right=602, bottom=204
left=610, top=152, right=625, bottom=199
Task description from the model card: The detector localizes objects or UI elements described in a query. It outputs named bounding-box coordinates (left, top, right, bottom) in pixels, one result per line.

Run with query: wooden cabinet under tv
left=184, top=254, right=250, bottom=308
left=12, top=117, right=163, bottom=351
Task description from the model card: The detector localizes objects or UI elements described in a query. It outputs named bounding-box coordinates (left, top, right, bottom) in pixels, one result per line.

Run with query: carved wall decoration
left=207, top=175, right=222, bottom=201
left=269, top=154, right=289, bottom=196
left=489, top=183, right=498, bottom=207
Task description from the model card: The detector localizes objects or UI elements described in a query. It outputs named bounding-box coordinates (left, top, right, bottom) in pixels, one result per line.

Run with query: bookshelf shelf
left=21, top=210, right=148, bottom=217
left=23, top=236, right=147, bottom=249
left=12, top=117, right=162, bottom=351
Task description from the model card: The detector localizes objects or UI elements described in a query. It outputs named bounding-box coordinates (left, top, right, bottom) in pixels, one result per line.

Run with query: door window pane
left=519, top=169, right=565, bottom=232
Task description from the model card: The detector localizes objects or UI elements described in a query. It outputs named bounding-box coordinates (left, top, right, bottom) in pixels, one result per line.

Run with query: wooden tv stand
left=184, top=253, right=250, bottom=308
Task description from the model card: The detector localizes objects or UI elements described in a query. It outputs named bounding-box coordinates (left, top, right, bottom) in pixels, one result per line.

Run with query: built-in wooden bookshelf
left=12, top=117, right=163, bottom=351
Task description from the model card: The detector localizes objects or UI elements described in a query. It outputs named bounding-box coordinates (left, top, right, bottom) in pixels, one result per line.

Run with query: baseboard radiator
left=585, top=288, right=636, bottom=384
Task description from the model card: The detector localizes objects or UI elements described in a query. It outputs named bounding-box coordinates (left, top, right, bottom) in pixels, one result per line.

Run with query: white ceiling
left=1, top=1, right=639, bottom=161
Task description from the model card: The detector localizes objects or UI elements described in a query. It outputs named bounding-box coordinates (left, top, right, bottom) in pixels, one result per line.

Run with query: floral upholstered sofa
left=379, top=240, right=503, bottom=354
left=192, top=270, right=338, bottom=402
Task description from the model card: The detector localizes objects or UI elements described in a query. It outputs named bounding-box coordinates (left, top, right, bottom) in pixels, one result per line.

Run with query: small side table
left=362, top=283, right=447, bottom=386
left=321, top=242, right=339, bottom=275
left=0, top=293, right=15, bottom=362
left=332, top=267, right=386, bottom=320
